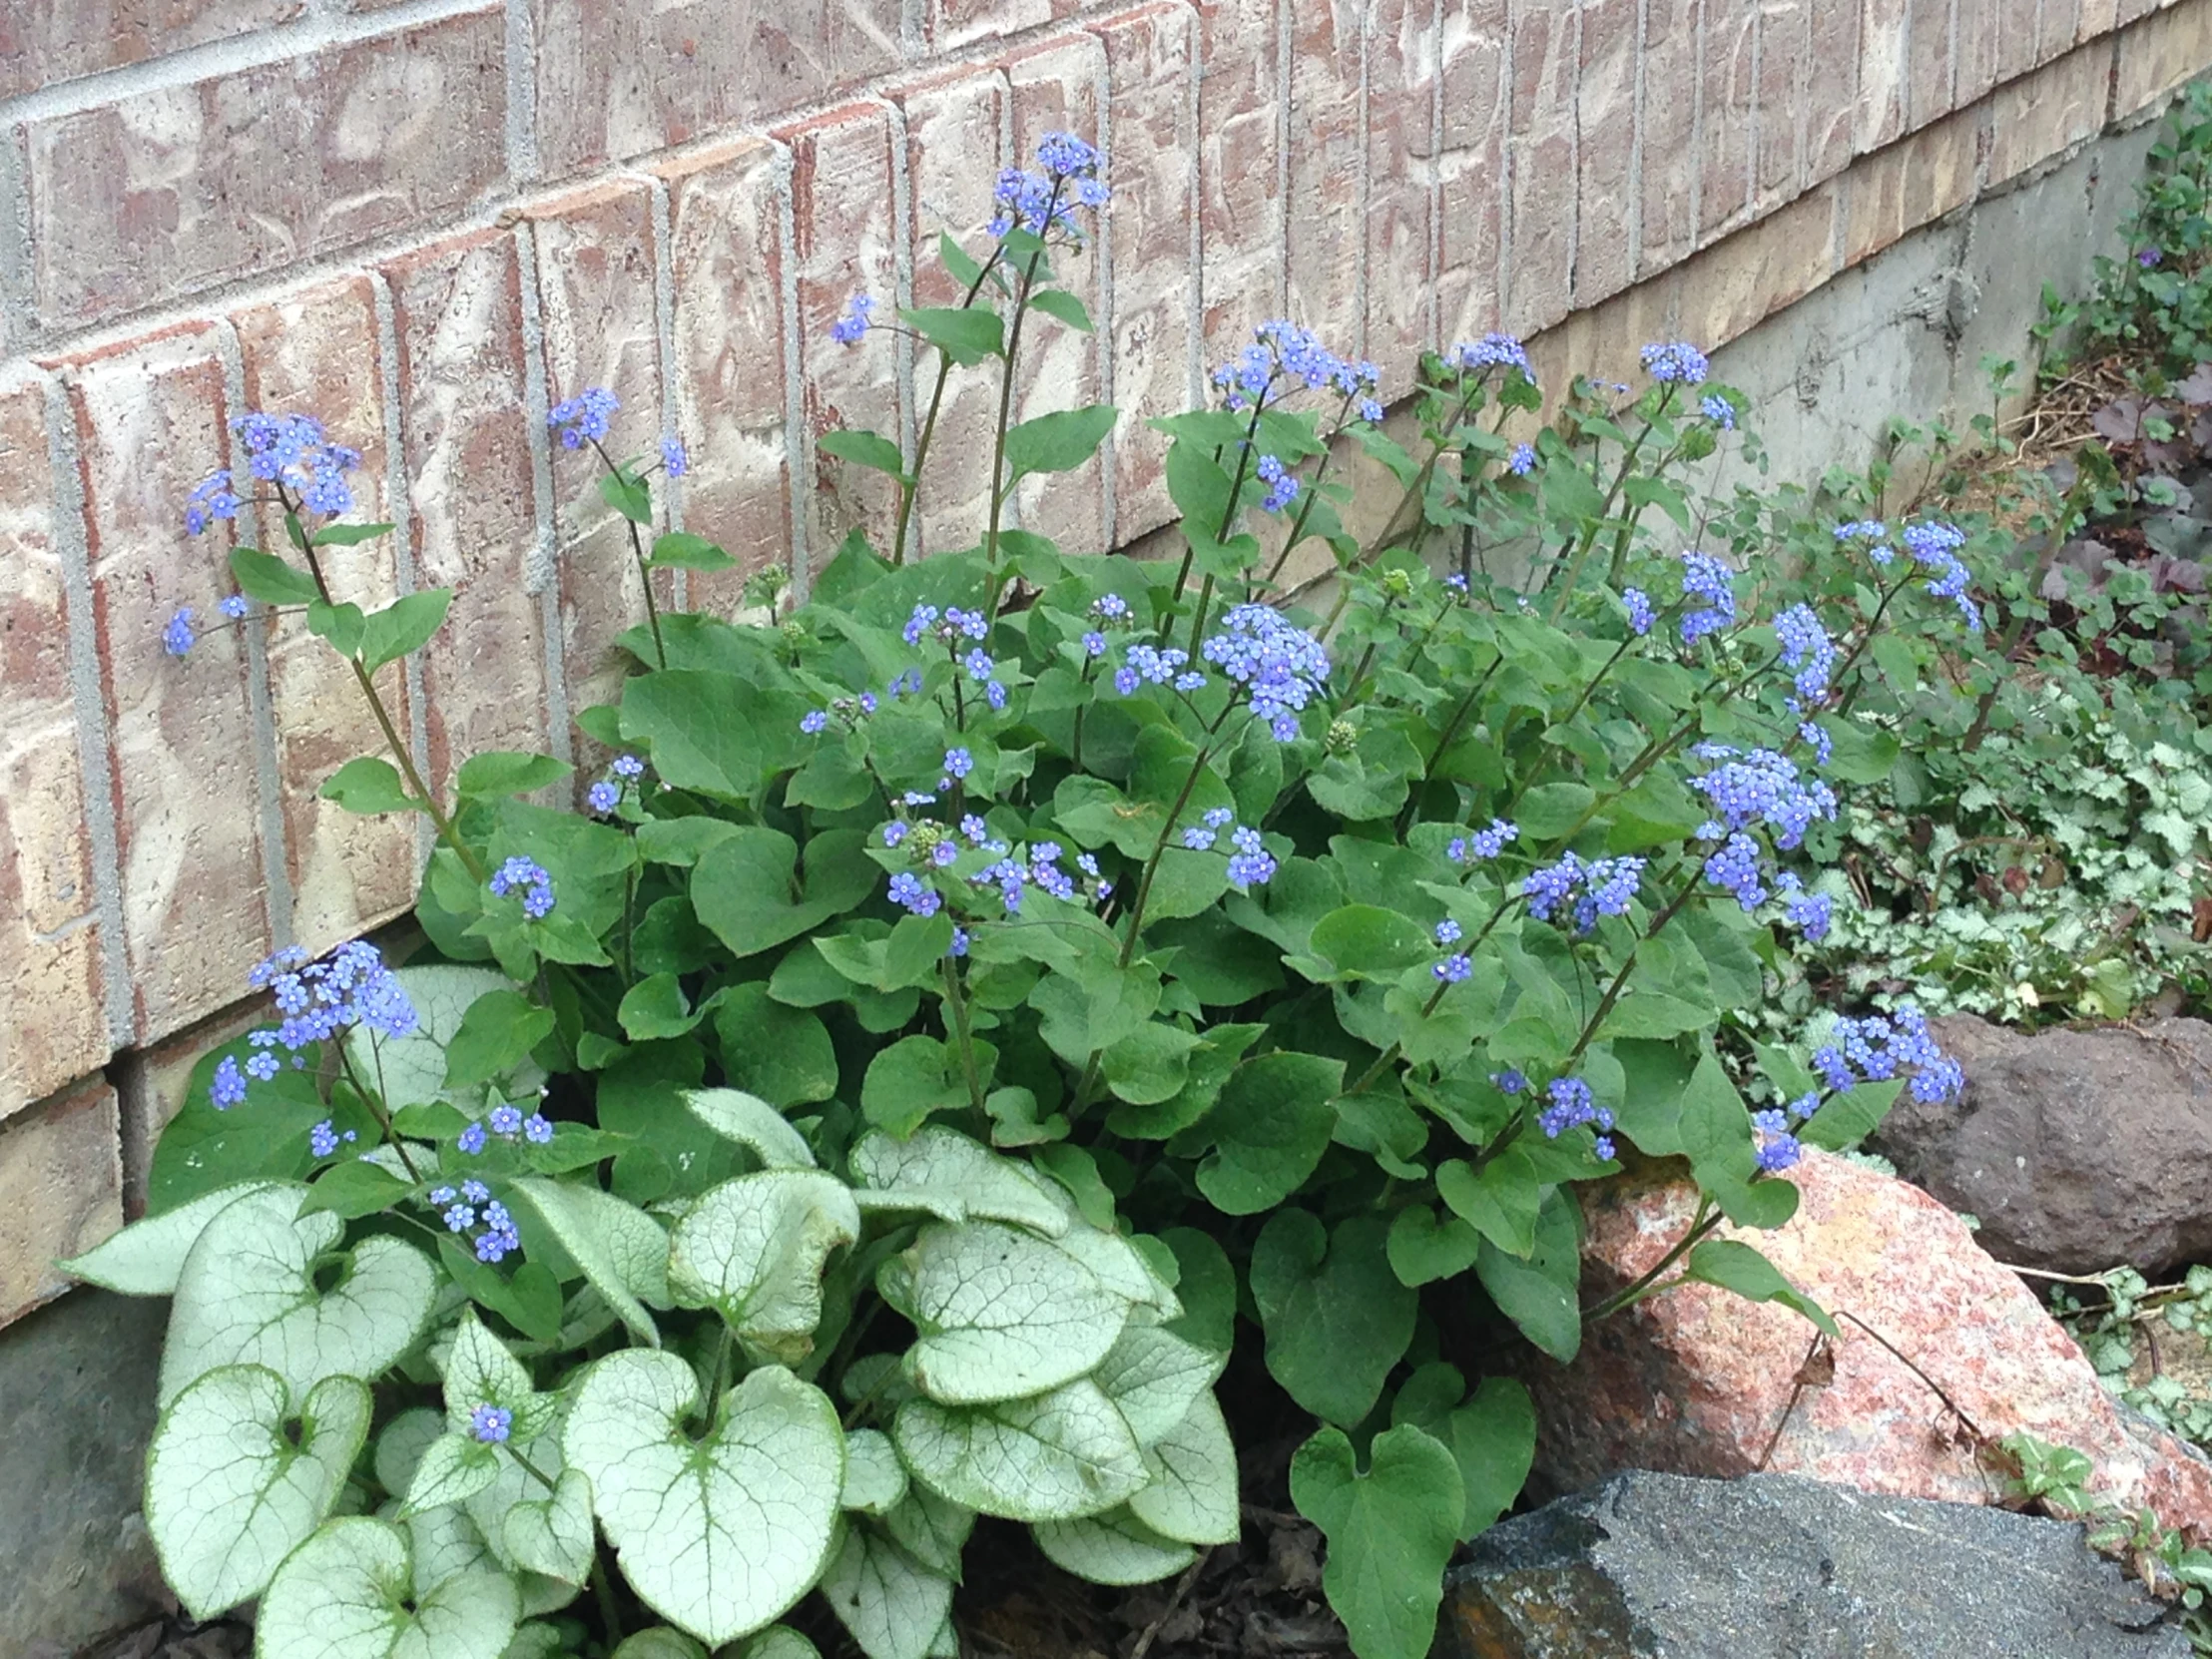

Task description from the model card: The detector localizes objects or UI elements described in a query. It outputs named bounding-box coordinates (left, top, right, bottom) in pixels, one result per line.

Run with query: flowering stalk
left=1164, top=395, right=1268, bottom=647
left=982, top=188, right=1066, bottom=616
left=1583, top=1197, right=1726, bottom=1322
left=940, top=956, right=989, bottom=1114
left=892, top=246, right=1008, bottom=567
left=586, top=436, right=668, bottom=671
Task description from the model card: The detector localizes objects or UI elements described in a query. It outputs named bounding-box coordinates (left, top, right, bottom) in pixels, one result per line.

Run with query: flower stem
left=1586, top=1197, right=1722, bottom=1322
left=892, top=243, right=1007, bottom=567
left=587, top=439, right=666, bottom=670
left=941, top=957, right=988, bottom=1113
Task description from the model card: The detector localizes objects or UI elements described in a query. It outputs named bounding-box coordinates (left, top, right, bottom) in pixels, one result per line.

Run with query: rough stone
left=1442, top=1469, right=2188, bottom=1658
left=1874, top=1015, right=2212, bottom=1276
left=1524, top=1151, right=2212, bottom=1539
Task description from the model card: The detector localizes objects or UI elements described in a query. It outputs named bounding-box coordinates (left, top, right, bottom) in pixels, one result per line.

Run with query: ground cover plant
left=74, top=138, right=1977, bottom=1659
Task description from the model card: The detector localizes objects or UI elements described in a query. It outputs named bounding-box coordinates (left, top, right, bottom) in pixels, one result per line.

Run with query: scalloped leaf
left=892, top=1380, right=1145, bottom=1522
left=253, top=1515, right=521, bottom=1659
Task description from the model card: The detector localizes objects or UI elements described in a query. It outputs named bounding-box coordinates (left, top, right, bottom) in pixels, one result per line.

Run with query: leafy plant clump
left=85, top=136, right=1974, bottom=1659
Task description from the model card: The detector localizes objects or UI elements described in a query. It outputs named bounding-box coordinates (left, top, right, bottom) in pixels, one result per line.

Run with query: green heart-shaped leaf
left=253, top=1515, right=521, bottom=1659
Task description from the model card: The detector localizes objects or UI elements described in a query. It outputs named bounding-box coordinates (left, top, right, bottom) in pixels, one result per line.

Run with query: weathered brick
left=2078, top=0, right=2121, bottom=40
left=1699, top=0, right=1758, bottom=240
left=1285, top=0, right=1366, bottom=350
left=111, top=996, right=262, bottom=1219
left=1754, top=0, right=1809, bottom=213
left=644, top=137, right=792, bottom=615
left=55, top=325, right=271, bottom=1041
left=1504, top=0, right=1577, bottom=334
left=0, top=1077, right=121, bottom=1328
left=1806, top=0, right=1863, bottom=182
left=1195, top=0, right=1285, bottom=360
left=0, top=0, right=300, bottom=104
left=1994, top=0, right=2045, bottom=80
left=0, top=375, right=109, bottom=1120
left=1842, top=105, right=1981, bottom=265
left=1094, top=5, right=1196, bottom=539
left=2040, top=0, right=2085, bottom=61
left=528, top=179, right=666, bottom=726
left=21, top=8, right=507, bottom=333
left=1907, top=0, right=1958, bottom=127
left=1366, top=0, right=1440, bottom=388
left=1987, top=39, right=2109, bottom=183
left=1674, top=178, right=1838, bottom=347
left=1434, top=0, right=1510, bottom=342
left=531, top=0, right=902, bottom=178
left=231, top=275, right=416, bottom=956
left=932, top=0, right=1081, bottom=51
left=782, top=103, right=907, bottom=573
left=1573, top=0, right=1638, bottom=307
left=1859, top=0, right=1913, bottom=152
left=1010, top=34, right=1112, bottom=553
left=383, top=231, right=552, bottom=794
left=1637, top=0, right=1700, bottom=278
left=2117, top=0, right=2162, bottom=24
left=2112, top=0, right=2212, bottom=117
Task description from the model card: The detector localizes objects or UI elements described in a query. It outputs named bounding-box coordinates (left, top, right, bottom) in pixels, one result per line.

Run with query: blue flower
left=458, top=1122, right=487, bottom=1156
left=882, top=822, right=909, bottom=848
left=962, top=648, right=994, bottom=683
left=1690, top=744, right=1836, bottom=849
left=1700, top=392, right=1737, bottom=429
left=1902, top=520, right=1980, bottom=631
left=489, top=856, right=556, bottom=919
left=1200, top=604, right=1330, bottom=741
left=231, top=412, right=360, bottom=516
left=1432, top=952, right=1472, bottom=983
left=1773, top=603, right=1837, bottom=705
left=1812, top=1004, right=1963, bottom=1104
left=1255, top=453, right=1301, bottom=513
left=930, top=840, right=957, bottom=867
left=1679, top=551, right=1737, bottom=644
left=548, top=387, right=619, bottom=449
left=524, top=1113, right=554, bottom=1144
left=1433, top=918, right=1462, bottom=944
left=949, top=926, right=970, bottom=957
left=1798, top=720, right=1834, bottom=767
left=1703, top=831, right=1768, bottom=910
left=943, top=747, right=974, bottom=780
left=1211, top=319, right=1366, bottom=414
left=887, top=871, right=941, bottom=917
left=586, top=780, right=620, bottom=816
left=989, top=133, right=1109, bottom=238
left=163, top=607, right=197, bottom=656
left=1451, top=332, right=1533, bottom=380
left=611, top=754, right=645, bottom=781
left=461, top=1180, right=490, bottom=1203
left=1182, top=826, right=1217, bottom=850
left=443, top=1202, right=476, bottom=1233
left=1118, top=643, right=1191, bottom=695
left=801, top=709, right=829, bottom=735
left=489, top=1104, right=523, bottom=1137
left=308, top=1119, right=355, bottom=1159
left=1492, top=1069, right=1528, bottom=1095
left=2140, top=246, right=2164, bottom=268
left=1448, top=819, right=1518, bottom=862
left=1751, top=1109, right=1802, bottom=1173
left=830, top=294, right=874, bottom=345
left=184, top=471, right=244, bottom=536
left=1622, top=587, right=1654, bottom=636
left=1784, top=885, right=1833, bottom=941
left=660, top=435, right=689, bottom=477
left=471, top=1403, right=513, bottom=1444
left=210, top=1056, right=248, bottom=1109
left=474, top=1201, right=521, bottom=1264
left=1538, top=1076, right=1614, bottom=1139
left=1522, top=852, right=1646, bottom=932
left=219, top=594, right=251, bottom=620
left=985, top=680, right=1007, bottom=710
left=1506, top=442, right=1536, bottom=477
left=1082, top=630, right=1108, bottom=657
left=1640, top=340, right=1710, bottom=385
left=247, top=939, right=419, bottom=1052
left=1225, top=826, right=1276, bottom=889
left=1093, top=593, right=1130, bottom=620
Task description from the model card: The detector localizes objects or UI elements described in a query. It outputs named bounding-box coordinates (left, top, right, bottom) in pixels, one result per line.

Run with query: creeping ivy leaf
left=1683, top=1239, right=1840, bottom=1336
left=668, top=1170, right=861, bottom=1363
left=847, top=1126, right=1071, bottom=1236
left=1127, top=1390, right=1240, bottom=1546
left=161, top=1187, right=435, bottom=1407
left=684, top=1088, right=819, bottom=1169
left=841, top=1429, right=909, bottom=1515
left=253, top=1515, right=521, bottom=1659
left=1290, top=1425, right=1462, bottom=1659
left=884, top=1222, right=1128, bottom=1404
left=1089, top=1325, right=1227, bottom=1447
left=1194, top=1051, right=1346, bottom=1214
left=1033, top=1508, right=1195, bottom=1585
left=892, top=1380, right=1146, bottom=1522
left=145, top=1366, right=370, bottom=1619
left=565, top=1351, right=844, bottom=1645
left=1249, top=1211, right=1413, bottom=1427
left=63, top=1181, right=282, bottom=1296
left=819, top=1525, right=954, bottom=1659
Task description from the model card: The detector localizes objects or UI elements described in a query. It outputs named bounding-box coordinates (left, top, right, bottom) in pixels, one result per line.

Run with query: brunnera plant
left=76, top=133, right=1971, bottom=1659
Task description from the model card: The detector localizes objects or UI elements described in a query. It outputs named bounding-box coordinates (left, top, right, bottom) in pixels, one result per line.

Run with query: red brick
left=0, top=374, right=109, bottom=1119
left=1505, top=0, right=1577, bottom=334
left=56, top=326, right=271, bottom=1041
left=1806, top=0, right=1862, bottom=182
left=0, top=0, right=300, bottom=104
left=932, top=0, right=1081, bottom=51
left=1859, top=0, right=1912, bottom=151
left=1368, top=0, right=1440, bottom=389
left=0, top=1077, right=122, bottom=1328
left=1637, top=0, right=1700, bottom=277
left=1700, top=0, right=1757, bottom=241
left=21, top=8, right=507, bottom=333
left=1094, top=5, right=1197, bottom=540
left=1285, top=0, right=1366, bottom=351
left=643, top=137, right=792, bottom=615
left=1574, top=0, right=1638, bottom=307
left=1434, top=0, right=1510, bottom=342
left=783, top=103, right=907, bottom=570
left=528, top=179, right=667, bottom=722
left=1907, top=0, right=1957, bottom=126
left=1955, top=0, right=2005, bottom=104
left=2117, top=0, right=2161, bottom=24
left=1754, top=0, right=1809, bottom=212
left=1841, top=104, right=1980, bottom=265
left=531, top=0, right=902, bottom=178
left=1010, top=35, right=1112, bottom=554
left=231, top=276, right=415, bottom=957
left=383, top=231, right=552, bottom=795
left=1195, top=0, right=1285, bottom=360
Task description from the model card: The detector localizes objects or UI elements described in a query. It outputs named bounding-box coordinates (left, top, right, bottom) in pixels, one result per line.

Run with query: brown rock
left=1522, top=1150, right=2212, bottom=1541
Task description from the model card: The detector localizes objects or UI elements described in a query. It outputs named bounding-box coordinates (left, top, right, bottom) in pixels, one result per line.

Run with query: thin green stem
left=334, top=1043, right=422, bottom=1183
left=941, top=958, right=988, bottom=1113
left=892, top=244, right=1006, bottom=567
left=588, top=438, right=666, bottom=670
left=984, top=206, right=1062, bottom=614
left=591, top=1554, right=625, bottom=1647
left=1586, top=1198, right=1722, bottom=1321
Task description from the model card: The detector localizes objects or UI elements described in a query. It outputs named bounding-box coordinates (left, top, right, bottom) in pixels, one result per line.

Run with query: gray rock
left=1440, top=1470, right=2185, bottom=1659
left=1871, top=1014, right=2212, bottom=1275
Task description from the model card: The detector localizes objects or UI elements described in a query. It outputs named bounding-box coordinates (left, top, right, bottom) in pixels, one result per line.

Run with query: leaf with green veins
left=1435, top=1150, right=1541, bottom=1257
left=502, top=1468, right=596, bottom=1585
left=63, top=1181, right=285, bottom=1296
left=1194, top=1051, right=1346, bottom=1214
left=892, top=1379, right=1146, bottom=1522
left=144, top=1366, right=369, bottom=1619
left=1683, top=1239, right=1840, bottom=1336
left=1387, top=1366, right=1534, bottom=1540
left=1474, top=1188, right=1583, bottom=1363
left=508, top=1178, right=664, bottom=1346
left=879, top=1484, right=975, bottom=1578
left=684, top=1087, right=818, bottom=1168
left=1249, top=1211, right=1413, bottom=1427
left=1128, top=1390, right=1239, bottom=1546
left=461, top=1424, right=568, bottom=1575
left=1099, top=1021, right=1204, bottom=1105
left=1003, top=405, right=1118, bottom=481
left=860, top=1036, right=972, bottom=1137
left=253, top=1515, right=521, bottom=1659
left=347, top=964, right=543, bottom=1111
left=401, top=1432, right=500, bottom=1515
left=820, top=1525, right=955, bottom=1659
left=1089, top=1325, right=1226, bottom=1446
left=886, top=1221, right=1128, bottom=1404
left=1034, top=1508, right=1195, bottom=1585
left=1053, top=1221, right=1178, bottom=1317
left=1291, top=1424, right=1462, bottom=1659
left=1385, top=1204, right=1481, bottom=1287
left=374, top=1407, right=445, bottom=1497
left=847, top=1126, right=1071, bottom=1235
left=841, top=1429, right=909, bottom=1514
left=712, top=986, right=840, bottom=1108
left=321, top=757, right=420, bottom=815
left=440, top=1310, right=552, bottom=1441
left=667, top=1170, right=860, bottom=1364
left=620, top=972, right=702, bottom=1041
left=159, top=1187, right=435, bottom=1407
left=739, top=1630, right=824, bottom=1659
left=611, top=1631, right=710, bottom=1659
left=396, top=1502, right=495, bottom=1605
left=566, top=1352, right=842, bottom=1644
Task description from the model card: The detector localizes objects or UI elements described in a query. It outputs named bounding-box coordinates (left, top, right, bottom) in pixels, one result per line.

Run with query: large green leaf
left=847, top=1127, right=1070, bottom=1236
left=253, top=1515, right=520, bottom=1659
left=64, top=1181, right=283, bottom=1296
left=1194, top=1051, right=1346, bottom=1215
left=161, top=1187, right=435, bottom=1406
left=1387, top=1366, right=1534, bottom=1540
left=620, top=671, right=767, bottom=801
left=1683, top=1239, right=1839, bottom=1336
left=1474, top=1188, right=1582, bottom=1363
left=1126, top=1389, right=1239, bottom=1546
left=1002, top=405, right=1117, bottom=482
left=565, top=1352, right=844, bottom=1645
left=693, top=827, right=876, bottom=958
left=882, top=1222, right=1128, bottom=1404
left=668, top=1170, right=861, bottom=1363
left=146, top=1366, right=370, bottom=1619
left=1033, top=1508, right=1195, bottom=1585
left=1249, top=1211, right=1413, bottom=1427
left=1290, top=1425, right=1462, bottom=1659
left=892, top=1380, right=1145, bottom=1522
left=508, top=1177, right=668, bottom=1347
left=684, top=1087, right=818, bottom=1168
left=819, top=1525, right=954, bottom=1659
left=713, top=986, right=840, bottom=1108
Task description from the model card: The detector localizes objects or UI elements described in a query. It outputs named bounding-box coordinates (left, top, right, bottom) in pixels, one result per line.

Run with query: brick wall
left=3, top=0, right=2210, bottom=1326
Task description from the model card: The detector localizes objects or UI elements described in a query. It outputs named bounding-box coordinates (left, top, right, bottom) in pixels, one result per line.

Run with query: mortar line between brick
left=774, top=145, right=811, bottom=600
left=215, top=319, right=296, bottom=949
left=1277, top=0, right=1294, bottom=317
left=367, top=271, right=434, bottom=871
left=1425, top=0, right=1444, bottom=351
left=1566, top=4, right=1582, bottom=304
left=1354, top=0, right=1373, bottom=361
left=512, top=223, right=572, bottom=767
left=1746, top=0, right=1763, bottom=228
left=885, top=100, right=921, bottom=503
left=39, top=370, right=133, bottom=1046
left=1946, top=0, right=1962, bottom=116
left=504, top=0, right=541, bottom=187
left=1630, top=0, right=1649, bottom=276
left=645, top=176, right=687, bottom=610
left=1095, top=42, right=1120, bottom=547
left=0, top=130, right=31, bottom=354
left=1689, top=0, right=1707, bottom=251
left=1499, top=0, right=1516, bottom=322
left=1183, top=4, right=1204, bottom=414
left=0, top=0, right=499, bottom=126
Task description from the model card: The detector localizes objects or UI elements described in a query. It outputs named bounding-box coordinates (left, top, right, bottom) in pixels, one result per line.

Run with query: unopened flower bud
left=1326, top=719, right=1358, bottom=756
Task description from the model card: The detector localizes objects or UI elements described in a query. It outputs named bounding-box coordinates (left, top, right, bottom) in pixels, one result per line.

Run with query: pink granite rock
left=1521, top=1149, right=2212, bottom=1540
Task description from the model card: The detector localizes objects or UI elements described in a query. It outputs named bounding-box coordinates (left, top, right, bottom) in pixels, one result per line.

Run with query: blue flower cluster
left=1833, top=518, right=1896, bottom=565
left=1639, top=340, right=1710, bottom=385
left=307, top=1119, right=358, bottom=1159
left=1523, top=852, right=1646, bottom=933
left=1199, top=604, right=1331, bottom=741
left=1450, top=331, right=1534, bottom=381
left=431, top=1179, right=522, bottom=1263
left=1901, top=520, right=1980, bottom=632
left=1772, top=603, right=1837, bottom=707
left=1115, top=642, right=1203, bottom=695
left=1506, top=442, right=1537, bottom=477
left=456, top=1106, right=554, bottom=1156
left=549, top=387, right=619, bottom=449
left=1431, top=919, right=1471, bottom=983
left=1700, top=392, right=1737, bottom=429
left=1812, top=1004, right=1964, bottom=1104
left=184, top=411, right=361, bottom=534
left=1689, top=744, right=1836, bottom=849
left=489, top=855, right=556, bottom=919
left=1448, top=819, right=1519, bottom=862
left=1213, top=320, right=1382, bottom=419
left=1750, top=1109, right=1802, bottom=1173
left=1678, top=552, right=1737, bottom=644
left=1254, top=454, right=1301, bottom=513
left=211, top=942, right=420, bottom=1107
left=989, top=131, right=1110, bottom=239
left=830, top=293, right=874, bottom=346
left=1621, top=587, right=1655, bottom=637
left=1537, top=1076, right=1616, bottom=1160
left=470, top=1402, right=513, bottom=1444
left=587, top=753, right=642, bottom=819
left=163, top=607, right=198, bottom=656
left=1777, top=873, right=1833, bottom=941
left=1178, top=807, right=1277, bottom=887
